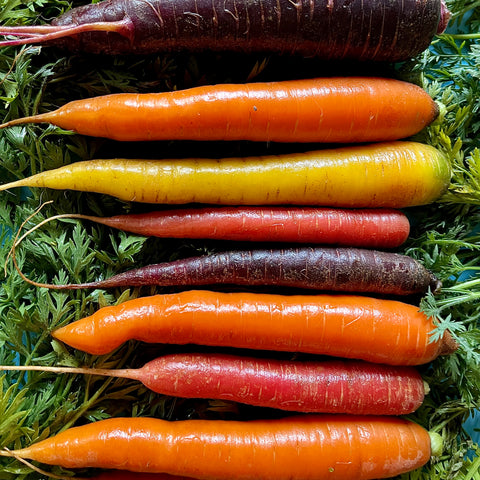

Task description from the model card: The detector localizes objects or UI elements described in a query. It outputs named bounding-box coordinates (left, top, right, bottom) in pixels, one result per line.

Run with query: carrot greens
left=0, top=0, right=479, bottom=478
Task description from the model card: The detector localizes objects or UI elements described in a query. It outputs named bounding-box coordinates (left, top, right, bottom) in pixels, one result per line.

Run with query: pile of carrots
left=0, top=0, right=455, bottom=478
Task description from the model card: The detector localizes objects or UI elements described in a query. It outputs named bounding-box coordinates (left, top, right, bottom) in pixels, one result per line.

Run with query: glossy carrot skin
left=41, top=246, right=440, bottom=295
left=13, top=415, right=432, bottom=479
left=0, top=0, right=449, bottom=61
left=79, top=207, right=411, bottom=247
left=120, top=353, right=425, bottom=414
left=0, top=78, right=438, bottom=143
left=0, top=142, right=450, bottom=208
left=52, top=290, right=456, bottom=365
left=93, top=473, right=191, bottom=480
left=7, top=354, right=424, bottom=413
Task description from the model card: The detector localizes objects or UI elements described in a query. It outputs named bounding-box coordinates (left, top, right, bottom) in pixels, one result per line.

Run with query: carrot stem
left=428, top=432, right=444, bottom=457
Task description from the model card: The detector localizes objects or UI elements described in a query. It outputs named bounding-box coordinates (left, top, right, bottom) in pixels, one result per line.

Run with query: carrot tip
left=437, top=0, right=452, bottom=34
left=423, top=380, right=430, bottom=395
left=429, top=431, right=444, bottom=457
left=439, top=330, right=459, bottom=356
left=0, top=116, right=32, bottom=129
left=430, top=275, right=442, bottom=295
left=431, top=101, right=446, bottom=127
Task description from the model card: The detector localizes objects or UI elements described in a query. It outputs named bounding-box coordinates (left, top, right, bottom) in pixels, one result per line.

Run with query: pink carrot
left=1, top=353, right=426, bottom=415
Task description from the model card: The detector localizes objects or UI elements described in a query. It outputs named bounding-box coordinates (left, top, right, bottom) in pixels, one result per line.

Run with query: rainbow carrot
left=28, top=207, right=411, bottom=248
left=14, top=247, right=441, bottom=296
left=1, top=354, right=427, bottom=415
left=52, top=290, right=456, bottom=365
left=0, top=415, right=440, bottom=479
left=0, top=78, right=438, bottom=143
left=0, top=142, right=451, bottom=208
left=0, top=0, right=450, bottom=61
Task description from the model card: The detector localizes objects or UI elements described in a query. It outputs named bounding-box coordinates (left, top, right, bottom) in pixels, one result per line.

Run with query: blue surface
left=464, top=411, right=480, bottom=445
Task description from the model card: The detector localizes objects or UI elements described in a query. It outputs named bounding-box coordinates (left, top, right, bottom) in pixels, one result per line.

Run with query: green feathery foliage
left=0, top=0, right=479, bottom=478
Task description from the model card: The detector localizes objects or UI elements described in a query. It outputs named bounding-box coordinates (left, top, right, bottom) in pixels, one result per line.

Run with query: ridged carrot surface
left=7, top=415, right=433, bottom=479
left=0, top=0, right=450, bottom=61
left=0, top=77, right=438, bottom=143
left=4, top=354, right=426, bottom=414
left=52, top=290, right=456, bottom=365
left=51, top=207, right=411, bottom=247
left=0, top=142, right=450, bottom=208
left=30, top=246, right=440, bottom=295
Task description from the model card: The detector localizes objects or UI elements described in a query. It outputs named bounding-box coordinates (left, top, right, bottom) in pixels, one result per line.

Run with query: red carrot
left=25, top=207, right=411, bottom=248
left=1, top=354, right=427, bottom=415
left=0, top=0, right=450, bottom=61
left=51, top=290, right=457, bottom=365
left=16, top=247, right=440, bottom=296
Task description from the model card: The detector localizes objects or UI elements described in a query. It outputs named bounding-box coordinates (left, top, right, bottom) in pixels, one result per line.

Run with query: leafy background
left=0, top=0, right=479, bottom=478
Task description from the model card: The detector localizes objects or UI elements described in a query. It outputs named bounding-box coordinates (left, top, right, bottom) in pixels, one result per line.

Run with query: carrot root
left=2, top=415, right=433, bottom=479
left=51, top=290, right=456, bottom=365
left=8, top=245, right=442, bottom=296
left=0, top=0, right=451, bottom=60
left=0, top=79, right=440, bottom=143
left=6, top=206, right=412, bottom=248
left=0, top=142, right=452, bottom=208
left=0, top=355, right=427, bottom=415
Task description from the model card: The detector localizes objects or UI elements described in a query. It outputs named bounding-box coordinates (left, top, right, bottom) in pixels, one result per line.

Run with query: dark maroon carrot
left=16, top=247, right=440, bottom=295
left=0, top=0, right=450, bottom=61
left=24, top=207, right=411, bottom=248
left=0, top=354, right=427, bottom=415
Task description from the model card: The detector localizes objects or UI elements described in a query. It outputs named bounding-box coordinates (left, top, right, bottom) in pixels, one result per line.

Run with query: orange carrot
left=52, top=290, right=457, bottom=365
left=0, top=415, right=439, bottom=479
left=0, top=77, right=438, bottom=143
left=92, top=473, right=191, bottom=480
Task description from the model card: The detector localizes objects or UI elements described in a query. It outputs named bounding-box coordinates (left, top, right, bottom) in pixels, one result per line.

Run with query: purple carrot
left=0, top=0, right=450, bottom=61
left=17, top=247, right=441, bottom=295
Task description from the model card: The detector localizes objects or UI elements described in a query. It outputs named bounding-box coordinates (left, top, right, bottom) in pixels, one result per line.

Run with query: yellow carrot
left=0, top=141, right=450, bottom=208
